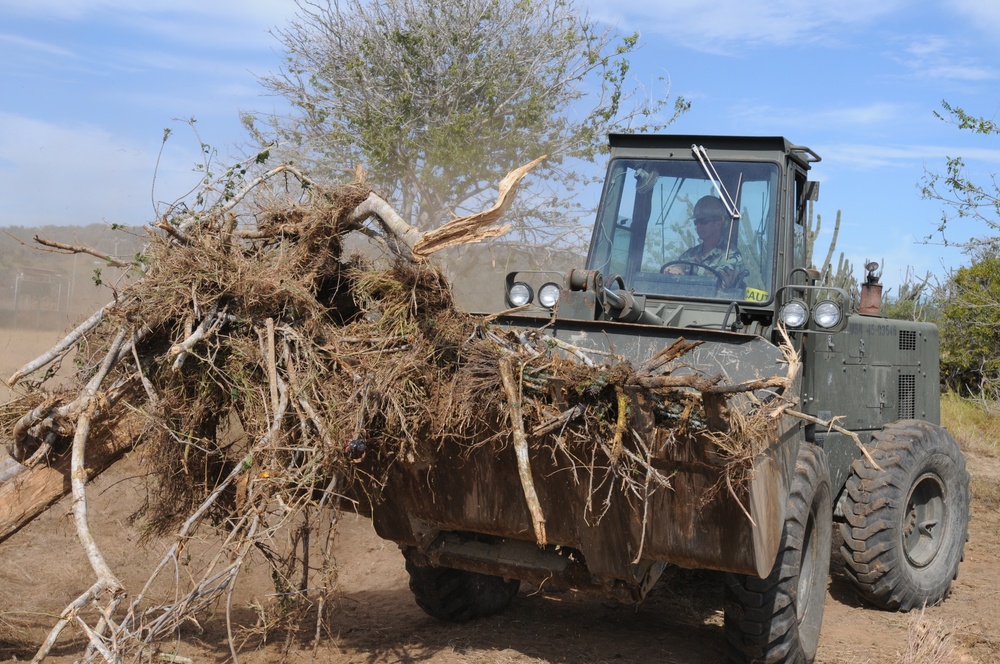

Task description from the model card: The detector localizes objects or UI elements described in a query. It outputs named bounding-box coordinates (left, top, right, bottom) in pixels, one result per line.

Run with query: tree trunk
left=0, top=410, right=144, bottom=544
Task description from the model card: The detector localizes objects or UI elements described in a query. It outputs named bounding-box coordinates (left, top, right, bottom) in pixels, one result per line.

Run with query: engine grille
left=899, top=329, right=917, bottom=351
left=899, top=374, right=916, bottom=419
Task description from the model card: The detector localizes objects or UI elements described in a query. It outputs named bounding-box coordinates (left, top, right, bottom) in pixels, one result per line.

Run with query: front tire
left=839, top=420, right=970, bottom=611
left=724, top=443, right=832, bottom=664
left=403, top=550, right=520, bottom=622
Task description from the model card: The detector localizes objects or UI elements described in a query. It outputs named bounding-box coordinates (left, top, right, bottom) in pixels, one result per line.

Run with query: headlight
left=538, top=282, right=561, bottom=308
left=779, top=300, right=809, bottom=328
left=813, top=300, right=843, bottom=328
left=507, top=281, right=533, bottom=307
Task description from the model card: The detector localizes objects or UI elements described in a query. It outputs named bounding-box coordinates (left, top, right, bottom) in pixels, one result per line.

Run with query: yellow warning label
left=744, top=287, right=769, bottom=302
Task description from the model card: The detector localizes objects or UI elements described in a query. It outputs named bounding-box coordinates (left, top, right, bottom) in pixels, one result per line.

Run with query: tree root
left=2, top=157, right=549, bottom=662
left=499, top=355, right=547, bottom=546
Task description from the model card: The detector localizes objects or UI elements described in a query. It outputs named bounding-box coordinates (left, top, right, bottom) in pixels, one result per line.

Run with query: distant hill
left=0, top=223, right=586, bottom=329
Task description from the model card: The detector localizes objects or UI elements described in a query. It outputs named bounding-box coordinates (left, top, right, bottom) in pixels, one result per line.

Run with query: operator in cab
left=662, top=195, right=747, bottom=288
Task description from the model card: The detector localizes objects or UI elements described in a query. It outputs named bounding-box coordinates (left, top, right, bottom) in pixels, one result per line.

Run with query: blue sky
left=2, top=0, right=999, bottom=293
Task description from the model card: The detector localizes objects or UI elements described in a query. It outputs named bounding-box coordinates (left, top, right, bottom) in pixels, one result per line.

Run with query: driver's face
left=694, top=216, right=724, bottom=247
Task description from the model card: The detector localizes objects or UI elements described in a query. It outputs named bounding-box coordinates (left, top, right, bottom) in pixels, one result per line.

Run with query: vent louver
left=899, top=330, right=917, bottom=351
left=899, top=374, right=916, bottom=419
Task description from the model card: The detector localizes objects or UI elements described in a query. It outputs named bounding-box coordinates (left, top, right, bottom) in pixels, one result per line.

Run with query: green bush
left=940, top=255, right=1000, bottom=396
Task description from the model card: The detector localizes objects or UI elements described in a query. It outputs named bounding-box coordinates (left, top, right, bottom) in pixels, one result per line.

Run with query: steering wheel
left=659, top=259, right=726, bottom=286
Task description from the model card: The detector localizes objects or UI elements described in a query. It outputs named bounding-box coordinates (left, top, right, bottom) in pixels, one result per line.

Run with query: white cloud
left=0, top=0, right=297, bottom=24
left=894, top=34, right=998, bottom=82
left=814, top=142, right=1000, bottom=173
left=586, top=0, right=905, bottom=51
left=950, top=0, right=1000, bottom=33
left=0, top=113, right=197, bottom=226
left=826, top=104, right=910, bottom=126
left=0, top=0, right=299, bottom=51
left=113, top=11, right=291, bottom=51
left=729, top=102, right=911, bottom=136
left=0, top=33, right=77, bottom=58
left=922, top=63, right=996, bottom=81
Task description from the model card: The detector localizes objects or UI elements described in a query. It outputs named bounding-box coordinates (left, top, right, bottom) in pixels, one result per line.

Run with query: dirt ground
left=2, top=327, right=998, bottom=664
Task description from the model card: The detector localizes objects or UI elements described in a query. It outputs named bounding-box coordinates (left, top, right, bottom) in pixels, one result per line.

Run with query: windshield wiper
left=692, top=145, right=741, bottom=221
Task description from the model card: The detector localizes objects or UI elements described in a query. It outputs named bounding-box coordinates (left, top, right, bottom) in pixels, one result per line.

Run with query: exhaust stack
left=859, top=261, right=882, bottom=315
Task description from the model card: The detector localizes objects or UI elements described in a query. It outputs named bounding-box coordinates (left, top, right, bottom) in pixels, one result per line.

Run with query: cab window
left=589, top=158, right=779, bottom=303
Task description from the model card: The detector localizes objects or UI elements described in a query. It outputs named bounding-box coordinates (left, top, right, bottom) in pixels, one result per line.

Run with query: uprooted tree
left=0, top=151, right=821, bottom=661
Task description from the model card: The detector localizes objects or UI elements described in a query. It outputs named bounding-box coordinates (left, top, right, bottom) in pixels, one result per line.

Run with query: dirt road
left=2, top=328, right=997, bottom=663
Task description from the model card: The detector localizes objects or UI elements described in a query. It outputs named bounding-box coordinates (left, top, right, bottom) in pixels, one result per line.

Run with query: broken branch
left=499, top=356, right=547, bottom=546
left=33, top=236, right=129, bottom=268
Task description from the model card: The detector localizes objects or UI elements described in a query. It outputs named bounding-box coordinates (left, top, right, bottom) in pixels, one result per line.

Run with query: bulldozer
left=356, top=134, right=971, bottom=663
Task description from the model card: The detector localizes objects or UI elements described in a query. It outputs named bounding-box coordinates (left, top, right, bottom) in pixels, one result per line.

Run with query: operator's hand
left=720, top=266, right=749, bottom=288
left=662, top=265, right=684, bottom=275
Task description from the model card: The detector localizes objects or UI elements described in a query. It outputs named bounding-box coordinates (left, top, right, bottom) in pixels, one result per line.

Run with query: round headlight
left=779, top=300, right=809, bottom=328
left=538, top=282, right=561, bottom=308
left=813, top=300, right=843, bottom=328
left=507, top=281, right=533, bottom=307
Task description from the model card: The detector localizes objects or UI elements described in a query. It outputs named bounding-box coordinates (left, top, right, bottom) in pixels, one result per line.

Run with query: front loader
left=355, top=134, right=971, bottom=663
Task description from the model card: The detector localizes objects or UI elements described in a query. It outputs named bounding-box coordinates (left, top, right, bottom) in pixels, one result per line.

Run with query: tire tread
left=839, top=420, right=970, bottom=611
left=724, top=443, right=832, bottom=664
left=404, top=553, right=520, bottom=623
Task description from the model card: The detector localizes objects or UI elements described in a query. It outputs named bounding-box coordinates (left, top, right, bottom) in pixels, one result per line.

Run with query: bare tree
left=921, top=100, right=1000, bottom=254
left=248, top=0, right=688, bottom=248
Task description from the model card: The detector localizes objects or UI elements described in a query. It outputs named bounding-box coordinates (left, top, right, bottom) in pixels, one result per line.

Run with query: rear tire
left=839, top=420, right=970, bottom=611
left=724, top=443, right=832, bottom=664
left=403, top=550, right=520, bottom=622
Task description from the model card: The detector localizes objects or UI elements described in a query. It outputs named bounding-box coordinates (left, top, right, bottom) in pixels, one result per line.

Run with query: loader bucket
left=361, top=316, right=800, bottom=589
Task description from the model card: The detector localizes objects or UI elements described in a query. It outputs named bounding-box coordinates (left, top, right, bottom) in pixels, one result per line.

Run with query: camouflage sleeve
left=672, top=246, right=744, bottom=282
left=712, top=248, right=744, bottom=272
left=706, top=248, right=746, bottom=287
left=676, top=246, right=700, bottom=262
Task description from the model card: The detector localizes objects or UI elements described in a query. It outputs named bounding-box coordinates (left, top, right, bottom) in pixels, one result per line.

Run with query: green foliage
left=939, top=254, right=1000, bottom=397
left=880, top=294, right=923, bottom=322
left=250, top=0, right=688, bottom=246
left=920, top=101, right=1000, bottom=394
left=880, top=268, right=940, bottom=322
left=154, top=119, right=277, bottom=225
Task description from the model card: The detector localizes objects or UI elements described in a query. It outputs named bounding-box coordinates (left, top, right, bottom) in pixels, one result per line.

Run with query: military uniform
left=674, top=244, right=746, bottom=287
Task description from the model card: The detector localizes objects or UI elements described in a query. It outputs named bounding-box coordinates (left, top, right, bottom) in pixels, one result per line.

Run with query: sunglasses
left=694, top=217, right=722, bottom=226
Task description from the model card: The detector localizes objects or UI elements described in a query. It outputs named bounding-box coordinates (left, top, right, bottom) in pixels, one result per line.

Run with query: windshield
left=588, top=157, right=780, bottom=304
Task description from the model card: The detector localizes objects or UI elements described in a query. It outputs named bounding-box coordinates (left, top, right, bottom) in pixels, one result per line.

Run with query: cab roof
left=607, top=133, right=819, bottom=170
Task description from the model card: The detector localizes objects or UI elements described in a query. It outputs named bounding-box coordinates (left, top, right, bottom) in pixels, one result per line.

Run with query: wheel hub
left=903, top=472, right=946, bottom=568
